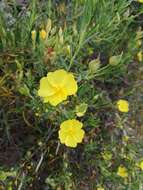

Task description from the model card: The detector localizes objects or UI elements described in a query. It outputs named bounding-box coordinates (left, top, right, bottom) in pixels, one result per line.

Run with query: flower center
left=54, top=86, right=67, bottom=97
left=67, top=128, right=75, bottom=136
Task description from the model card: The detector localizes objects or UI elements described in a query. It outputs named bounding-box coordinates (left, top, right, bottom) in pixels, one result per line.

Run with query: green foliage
left=0, top=0, right=143, bottom=189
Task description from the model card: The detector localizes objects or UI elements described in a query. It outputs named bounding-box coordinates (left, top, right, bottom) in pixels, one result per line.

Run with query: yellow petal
left=65, top=136, right=77, bottom=148
left=63, top=73, right=78, bottom=95
left=59, top=130, right=67, bottom=144
left=74, top=129, right=85, bottom=143
left=47, top=70, right=68, bottom=88
left=38, top=77, right=56, bottom=97
left=60, top=120, right=72, bottom=130
left=71, top=119, right=83, bottom=129
left=47, top=89, right=67, bottom=106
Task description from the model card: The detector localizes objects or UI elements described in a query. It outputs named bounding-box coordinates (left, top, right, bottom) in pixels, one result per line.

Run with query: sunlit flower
left=38, top=69, right=78, bottom=106
left=39, top=29, right=47, bottom=40
left=59, top=119, right=85, bottom=148
left=117, top=99, right=129, bottom=113
left=117, top=166, right=128, bottom=178
left=31, top=30, right=36, bottom=41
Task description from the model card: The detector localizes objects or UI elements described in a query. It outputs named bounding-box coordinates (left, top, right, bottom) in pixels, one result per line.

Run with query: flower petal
left=65, top=136, right=77, bottom=148
left=59, top=130, right=67, bottom=144
left=60, top=119, right=72, bottom=130
left=48, top=89, right=67, bottom=106
left=47, top=70, right=68, bottom=88
left=74, top=129, right=85, bottom=143
left=38, top=77, right=56, bottom=97
left=63, top=73, right=78, bottom=95
left=71, top=119, right=83, bottom=129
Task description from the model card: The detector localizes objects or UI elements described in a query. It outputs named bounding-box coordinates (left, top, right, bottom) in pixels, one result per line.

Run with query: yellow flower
left=137, top=51, right=143, bottom=62
left=38, top=69, right=78, bottom=106
left=117, top=166, right=128, bottom=178
left=117, top=99, right=129, bottom=113
left=139, top=161, right=143, bottom=170
left=58, top=119, right=85, bottom=148
left=39, top=29, right=47, bottom=40
left=31, top=30, right=36, bottom=41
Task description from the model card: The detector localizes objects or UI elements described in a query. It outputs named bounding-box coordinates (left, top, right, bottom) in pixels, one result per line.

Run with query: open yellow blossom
left=59, top=119, right=85, bottom=148
left=117, top=166, right=128, bottom=178
left=38, top=69, right=78, bottom=106
left=117, top=99, right=129, bottom=113
left=39, top=29, right=47, bottom=40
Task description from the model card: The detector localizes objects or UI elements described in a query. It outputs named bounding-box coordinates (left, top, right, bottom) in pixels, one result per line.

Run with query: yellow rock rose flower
left=38, top=69, right=78, bottom=106
left=117, top=166, right=128, bottom=178
left=59, top=119, right=85, bottom=148
left=117, top=99, right=129, bottom=113
left=39, top=29, right=47, bottom=40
